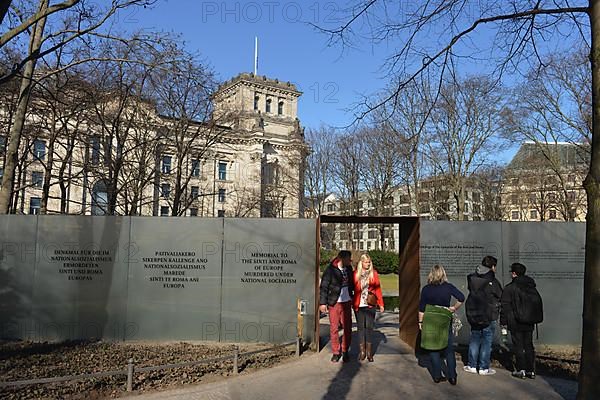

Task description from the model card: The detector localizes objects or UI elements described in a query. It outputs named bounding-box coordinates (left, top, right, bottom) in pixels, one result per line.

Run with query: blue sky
left=123, top=1, right=587, bottom=163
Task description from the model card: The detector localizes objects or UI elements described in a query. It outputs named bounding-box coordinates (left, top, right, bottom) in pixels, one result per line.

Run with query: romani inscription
left=142, top=250, right=208, bottom=289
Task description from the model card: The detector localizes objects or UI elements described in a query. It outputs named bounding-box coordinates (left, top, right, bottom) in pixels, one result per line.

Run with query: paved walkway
left=132, top=313, right=576, bottom=400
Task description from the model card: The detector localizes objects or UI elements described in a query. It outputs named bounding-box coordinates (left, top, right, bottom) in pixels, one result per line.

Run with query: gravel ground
left=535, top=345, right=581, bottom=380
left=456, top=344, right=580, bottom=380
left=0, top=340, right=295, bottom=399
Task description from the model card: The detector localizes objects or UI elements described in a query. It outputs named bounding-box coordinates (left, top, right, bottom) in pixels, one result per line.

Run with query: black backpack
left=465, top=276, right=493, bottom=327
left=513, top=285, right=544, bottom=324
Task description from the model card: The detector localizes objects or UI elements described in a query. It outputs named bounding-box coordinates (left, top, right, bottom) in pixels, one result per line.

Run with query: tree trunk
left=41, top=135, right=55, bottom=214
left=0, top=0, right=48, bottom=214
left=578, top=2, right=600, bottom=398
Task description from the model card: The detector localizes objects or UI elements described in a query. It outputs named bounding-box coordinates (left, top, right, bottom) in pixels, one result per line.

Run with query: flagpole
left=254, top=37, right=258, bottom=75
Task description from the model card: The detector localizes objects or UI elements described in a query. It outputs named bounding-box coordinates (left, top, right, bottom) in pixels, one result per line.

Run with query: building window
left=218, top=188, right=226, bottom=203
left=529, top=193, right=537, bottom=203
left=472, top=192, right=481, bottom=203
left=162, top=156, right=172, bottom=174
left=217, top=209, right=225, bottom=217
left=568, top=174, right=576, bottom=183
left=160, top=206, right=169, bottom=216
left=33, top=139, right=46, bottom=160
left=266, top=98, right=272, bottom=113
left=399, top=206, right=411, bottom=215
left=419, top=204, right=430, bottom=214
left=191, top=159, right=200, bottom=177
left=92, top=181, right=108, bottom=215
left=511, top=211, right=520, bottom=220
left=464, top=203, right=469, bottom=213
left=359, top=241, right=364, bottom=250
left=218, top=162, right=227, bottom=180
left=191, top=186, right=199, bottom=199
left=511, top=194, right=518, bottom=204
left=0, top=135, right=6, bottom=154
left=368, top=230, right=377, bottom=239
left=530, top=210, right=538, bottom=220
left=254, top=95, right=259, bottom=111
left=548, top=193, right=557, bottom=203
left=568, top=191, right=576, bottom=202
left=278, top=100, right=284, bottom=115
left=367, top=241, right=372, bottom=250
left=569, top=208, right=577, bottom=219
left=327, top=204, right=335, bottom=212
left=31, top=171, right=43, bottom=188
left=161, top=183, right=171, bottom=198
left=549, top=209, right=557, bottom=219
left=29, top=197, right=41, bottom=215
left=90, top=136, right=101, bottom=165
left=473, top=204, right=481, bottom=214
left=190, top=207, right=198, bottom=217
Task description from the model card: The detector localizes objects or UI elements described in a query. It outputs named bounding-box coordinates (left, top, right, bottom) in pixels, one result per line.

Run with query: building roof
left=216, top=73, right=302, bottom=96
left=507, top=142, right=589, bottom=170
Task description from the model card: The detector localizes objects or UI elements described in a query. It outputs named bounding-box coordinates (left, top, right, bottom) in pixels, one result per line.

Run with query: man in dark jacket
left=501, top=263, right=538, bottom=379
left=319, top=250, right=354, bottom=362
left=464, top=256, right=503, bottom=376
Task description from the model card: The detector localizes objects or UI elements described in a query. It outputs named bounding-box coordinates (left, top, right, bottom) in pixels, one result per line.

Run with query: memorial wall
left=420, top=221, right=585, bottom=345
left=0, top=216, right=317, bottom=344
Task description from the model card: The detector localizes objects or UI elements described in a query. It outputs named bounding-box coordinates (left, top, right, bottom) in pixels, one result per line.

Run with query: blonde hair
left=427, top=265, right=448, bottom=285
left=356, top=253, right=374, bottom=281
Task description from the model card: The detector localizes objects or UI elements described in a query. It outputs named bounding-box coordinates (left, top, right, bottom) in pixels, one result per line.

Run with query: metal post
left=233, top=347, right=239, bottom=374
left=296, top=336, right=301, bottom=357
left=126, top=358, right=134, bottom=392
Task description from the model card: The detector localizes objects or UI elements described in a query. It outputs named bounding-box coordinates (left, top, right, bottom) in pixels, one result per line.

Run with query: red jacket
left=352, top=269, right=384, bottom=311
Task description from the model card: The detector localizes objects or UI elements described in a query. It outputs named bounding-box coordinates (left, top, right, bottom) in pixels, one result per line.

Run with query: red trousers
left=328, top=301, right=352, bottom=354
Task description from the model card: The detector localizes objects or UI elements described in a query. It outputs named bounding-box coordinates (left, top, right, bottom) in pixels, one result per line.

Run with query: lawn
left=379, top=273, right=399, bottom=294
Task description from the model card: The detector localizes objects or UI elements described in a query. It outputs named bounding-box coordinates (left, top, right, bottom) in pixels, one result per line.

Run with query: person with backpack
left=463, top=256, right=503, bottom=376
left=500, top=262, right=543, bottom=379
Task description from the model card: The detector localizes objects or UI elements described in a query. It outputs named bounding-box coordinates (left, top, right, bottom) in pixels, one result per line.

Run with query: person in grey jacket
left=464, top=256, right=503, bottom=376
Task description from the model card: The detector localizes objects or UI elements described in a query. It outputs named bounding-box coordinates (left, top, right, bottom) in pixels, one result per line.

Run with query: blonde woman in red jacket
left=352, top=253, right=385, bottom=362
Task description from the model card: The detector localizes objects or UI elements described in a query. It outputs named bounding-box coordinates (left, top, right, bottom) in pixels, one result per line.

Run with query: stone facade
left=0, top=73, right=307, bottom=218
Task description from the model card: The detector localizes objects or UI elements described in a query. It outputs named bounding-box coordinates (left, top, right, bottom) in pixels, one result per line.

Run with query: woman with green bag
left=419, top=265, right=465, bottom=385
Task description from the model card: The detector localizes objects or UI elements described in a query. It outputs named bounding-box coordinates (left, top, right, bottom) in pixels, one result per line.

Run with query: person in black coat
left=500, top=262, right=538, bottom=379
left=319, top=250, right=354, bottom=363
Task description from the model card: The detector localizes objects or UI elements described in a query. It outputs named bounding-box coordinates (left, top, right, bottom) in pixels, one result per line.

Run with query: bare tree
left=150, top=53, right=222, bottom=217
left=358, top=125, right=402, bottom=249
left=304, top=125, right=336, bottom=217
left=473, top=166, right=506, bottom=221
left=427, top=75, right=507, bottom=220
left=0, top=0, right=157, bottom=214
left=377, top=77, right=435, bottom=217
left=331, top=130, right=363, bottom=249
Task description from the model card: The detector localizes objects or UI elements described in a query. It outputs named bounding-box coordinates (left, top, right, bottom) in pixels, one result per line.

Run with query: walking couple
left=319, top=250, right=385, bottom=363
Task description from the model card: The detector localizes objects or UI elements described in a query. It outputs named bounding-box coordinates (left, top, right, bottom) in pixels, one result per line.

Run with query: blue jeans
left=430, top=326, right=456, bottom=380
left=468, top=321, right=496, bottom=370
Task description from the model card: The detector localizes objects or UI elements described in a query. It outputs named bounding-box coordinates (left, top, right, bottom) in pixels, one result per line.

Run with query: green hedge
left=369, top=250, right=399, bottom=275
left=383, top=296, right=400, bottom=311
left=318, top=249, right=399, bottom=275
left=320, top=249, right=337, bottom=272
